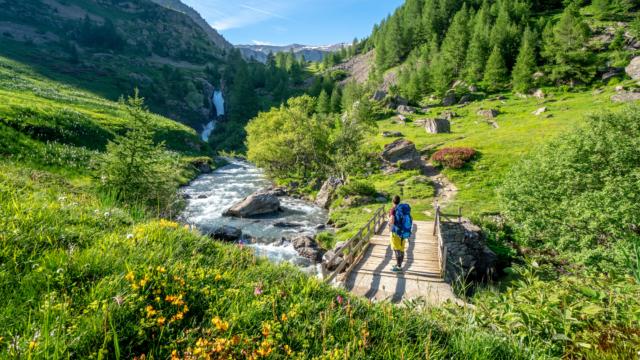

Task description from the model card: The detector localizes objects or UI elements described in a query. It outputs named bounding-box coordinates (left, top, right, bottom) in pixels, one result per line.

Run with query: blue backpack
left=392, top=203, right=413, bottom=239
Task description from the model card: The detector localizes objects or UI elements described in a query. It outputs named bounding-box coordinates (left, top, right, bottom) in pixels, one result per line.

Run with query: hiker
left=389, top=195, right=413, bottom=273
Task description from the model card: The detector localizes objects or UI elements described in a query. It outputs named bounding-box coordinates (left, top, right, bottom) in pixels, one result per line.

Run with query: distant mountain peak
left=236, top=43, right=348, bottom=63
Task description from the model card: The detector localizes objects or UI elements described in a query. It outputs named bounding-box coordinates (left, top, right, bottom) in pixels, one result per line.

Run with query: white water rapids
left=180, top=159, right=328, bottom=274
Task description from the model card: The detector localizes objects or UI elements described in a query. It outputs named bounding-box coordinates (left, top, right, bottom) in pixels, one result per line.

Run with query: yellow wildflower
left=280, top=313, right=288, bottom=322
left=171, top=349, right=180, bottom=360
left=28, top=340, right=37, bottom=350
left=157, top=317, right=166, bottom=327
left=125, top=271, right=135, bottom=282
left=215, top=274, right=223, bottom=281
left=156, top=266, right=166, bottom=273
left=284, top=344, right=293, bottom=356
left=159, top=219, right=179, bottom=229
left=145, top=305, right=157, bottom=318
left=261, top=323, right=271, bottom=337
left=212, top=316, right=229, bottom=331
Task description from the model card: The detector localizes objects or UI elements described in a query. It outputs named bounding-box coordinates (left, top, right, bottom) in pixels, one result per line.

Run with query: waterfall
left=212, top=90, right=225, bottom=117
left=201, top=90, right=225, bottom=142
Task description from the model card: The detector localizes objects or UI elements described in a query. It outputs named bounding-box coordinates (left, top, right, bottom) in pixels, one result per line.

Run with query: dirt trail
left=421, top=159, right=458, bottom=210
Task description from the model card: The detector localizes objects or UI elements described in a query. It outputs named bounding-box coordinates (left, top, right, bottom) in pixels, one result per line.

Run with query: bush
left=337, top=180, right=377, bottom=198
left=431, top=148, right=477, bottom=169
left=500, top=106, right=640, bottom=274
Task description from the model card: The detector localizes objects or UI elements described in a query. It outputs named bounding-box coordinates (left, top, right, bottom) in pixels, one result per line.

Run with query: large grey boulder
left=626, top=56, right=640, bottom=80
left=315, top=177, right=343, bottom=209
left=223, top=190, right=281, bottom=217
left=425, top=118, right=451, bottom=134
left=533, top=89, right=545, bottom=100
left=381, top=139, right=422, bottom=170
left=532, top=107, right=547, bottom=116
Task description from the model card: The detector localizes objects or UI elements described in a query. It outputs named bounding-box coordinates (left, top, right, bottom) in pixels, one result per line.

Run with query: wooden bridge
left=322, top=206, right=456, bottom=304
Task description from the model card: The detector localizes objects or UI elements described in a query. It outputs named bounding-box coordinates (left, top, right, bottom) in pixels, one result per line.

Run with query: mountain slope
left=0, top=0, right=230, bottom=129
left=149, top=0, right=233, bottom=50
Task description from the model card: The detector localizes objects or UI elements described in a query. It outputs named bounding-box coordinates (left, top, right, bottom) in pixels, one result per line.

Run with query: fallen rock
left=381, top=139, right=422, bottom=170
left=315, top=177, right=343, bottom=209
left=611, top=92, right=640, bottom=103
left=626, top=56, right=640, bottom=80
left=382, top=131, right=404, bottom=138
left=532, top=107, right=547, bottom=116
left=425, top=118, right=451, bottom=134
left=442, top=92, right=457, bottom=106
left=533, top=89, right=545, bottom=100
left=397, top=105, right=416, bottom=114
left=440, top=110, right=458, bottom=120
left=615, top=85, right=625, bottom=92
left=532, top=71, right=545, bottom=81
left=477, top=109, right=499, bottom=118
left=223, top=191, right=281, bottom=217
left=211, top=226, right=242, bottom=242
left=322, top=250, right=343, bottom=271
left=292, top=235, right=321, bottom=262
left=468, top=84, right=478, bottom=92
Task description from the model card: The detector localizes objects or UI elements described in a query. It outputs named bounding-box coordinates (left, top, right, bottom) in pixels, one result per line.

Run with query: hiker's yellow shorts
left=390, top=232, right=405, bottom=251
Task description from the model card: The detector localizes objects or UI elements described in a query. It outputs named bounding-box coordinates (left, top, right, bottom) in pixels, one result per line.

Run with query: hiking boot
left=391, top=265, right=402, bottom=273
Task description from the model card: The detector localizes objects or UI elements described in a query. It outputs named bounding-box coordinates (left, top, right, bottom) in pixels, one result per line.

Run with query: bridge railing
left=433, top=205, right=462, bottom=278
left=322, top=206, right=386, bottom=284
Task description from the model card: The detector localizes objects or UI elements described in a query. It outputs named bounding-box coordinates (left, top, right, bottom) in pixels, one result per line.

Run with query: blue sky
left=180, top=0, right=404, bottom=45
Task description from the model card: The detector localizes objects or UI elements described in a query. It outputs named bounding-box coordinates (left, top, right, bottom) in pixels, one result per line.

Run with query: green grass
left=374, top=86, right=627, bottom=214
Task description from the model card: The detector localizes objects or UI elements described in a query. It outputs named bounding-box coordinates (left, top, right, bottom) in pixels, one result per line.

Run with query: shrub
left=337, top=180, right=377, bottom=198
left=431, top=148, right=477, bottom=169
left=500, top=106, right=640, bottom=273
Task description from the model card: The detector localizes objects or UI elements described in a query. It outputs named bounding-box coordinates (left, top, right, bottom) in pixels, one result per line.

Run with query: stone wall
left=440, top=218, right=496, bottom=284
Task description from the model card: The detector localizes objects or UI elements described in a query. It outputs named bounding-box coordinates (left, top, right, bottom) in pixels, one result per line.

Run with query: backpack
left=392, top=203, right=413, bottom=239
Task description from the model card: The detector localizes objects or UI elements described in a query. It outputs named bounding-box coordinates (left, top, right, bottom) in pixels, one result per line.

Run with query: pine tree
left=99, top=90, right=177, bottom=207
left=512, top=27, right=538, bottom=94
left=330, top=88, right=342, bottom=114
left=483, top=46, right=508, bottom=92
left=489, top=6, right=520, bottom=69
left=543, top=4, right=594, bottom=84
left=439, top=4, right=470, bottom=79
left=464, top=2, right=491, bottom=84
left=384, top=16, right=403, bottom=68
left=316, top=90, right=331, bottom=114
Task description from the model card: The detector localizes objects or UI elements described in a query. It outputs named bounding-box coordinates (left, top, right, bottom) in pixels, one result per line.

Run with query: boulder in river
left=223, top=190, right=281, bottom=217
left=292, top=235, right=321, bottom=262
left=211, top=225, right=242, bottom=242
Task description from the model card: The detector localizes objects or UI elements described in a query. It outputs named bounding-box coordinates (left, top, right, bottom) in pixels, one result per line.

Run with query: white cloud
left=251, top=40, right=276, bottom=46
left=184, top=0, right=297, bottom=31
